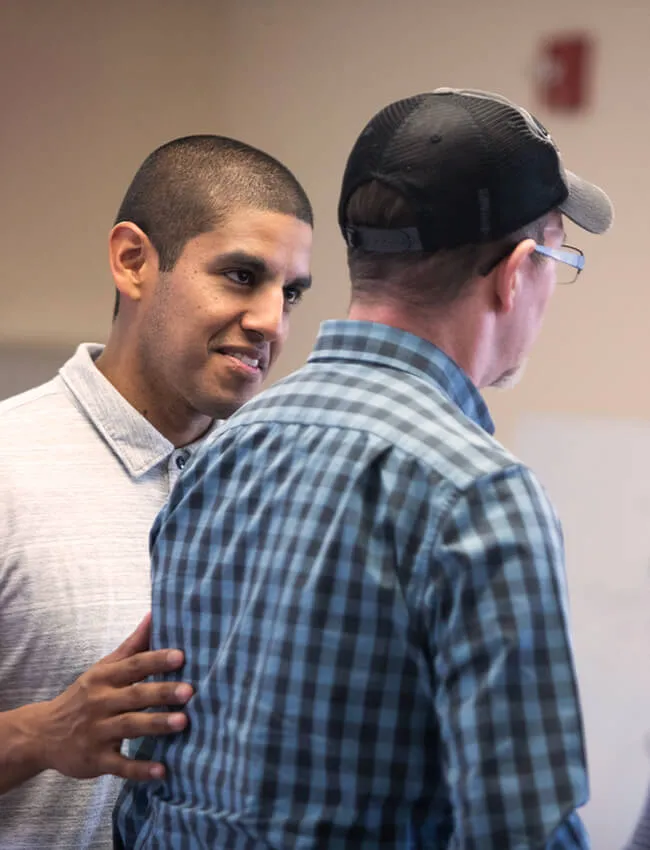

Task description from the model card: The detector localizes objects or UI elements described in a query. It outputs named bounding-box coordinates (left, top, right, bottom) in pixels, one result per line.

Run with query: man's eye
left=284, top=286, right=304, bottom=306
left=225, top=269, right=254, bottom=285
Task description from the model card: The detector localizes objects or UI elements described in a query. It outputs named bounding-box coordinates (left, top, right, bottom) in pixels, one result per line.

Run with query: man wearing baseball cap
left=116, top=89, right=612, bottom=849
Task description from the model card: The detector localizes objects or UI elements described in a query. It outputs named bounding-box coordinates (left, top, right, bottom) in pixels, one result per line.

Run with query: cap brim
left=560, top=170, right=614, bottom=234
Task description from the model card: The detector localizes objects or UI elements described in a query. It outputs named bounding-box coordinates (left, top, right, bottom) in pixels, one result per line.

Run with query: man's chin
left=198, top=390, right=258, bottom=421
left=490, top=360, right=527, bottom=391
left=197, top=365, right=267, bottom=419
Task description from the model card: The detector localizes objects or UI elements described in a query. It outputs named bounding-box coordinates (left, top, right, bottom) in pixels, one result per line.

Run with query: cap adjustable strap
left=343, top=226, right=423, bottom=253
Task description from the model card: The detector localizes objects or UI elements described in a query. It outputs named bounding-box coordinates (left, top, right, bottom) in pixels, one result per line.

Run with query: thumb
left=99, top=612, right=152, bottom=665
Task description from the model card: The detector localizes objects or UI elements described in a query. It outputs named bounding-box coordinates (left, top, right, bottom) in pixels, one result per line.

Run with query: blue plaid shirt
left=115, top=320, right=589, bottom=849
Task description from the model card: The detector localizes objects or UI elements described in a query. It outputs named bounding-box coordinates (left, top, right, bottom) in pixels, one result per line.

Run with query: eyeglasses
left=480, top=243, right=585, bottom=285
left=533, top=244, right=584, bottom=285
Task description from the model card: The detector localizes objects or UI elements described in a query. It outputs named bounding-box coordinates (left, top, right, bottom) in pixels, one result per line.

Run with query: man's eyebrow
left=210, top=251, right=312, bottom=289
left=290, top=276, right=312, bottom=290
left=209, top=251, right=269, bottom=273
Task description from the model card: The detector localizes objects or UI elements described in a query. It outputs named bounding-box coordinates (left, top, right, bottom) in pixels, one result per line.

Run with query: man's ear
left=493, top=238, right=536, bottom=314
left=108, top=222, right=159, bottom=307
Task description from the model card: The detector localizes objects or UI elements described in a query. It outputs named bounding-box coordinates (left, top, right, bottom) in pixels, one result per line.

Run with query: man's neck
left=94, top=346, right=213, bottom=449
left=347, top=300, right=489, bottom=388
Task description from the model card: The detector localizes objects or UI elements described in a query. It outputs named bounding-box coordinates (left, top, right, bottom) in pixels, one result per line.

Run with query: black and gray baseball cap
left=339, top=87, right=613, bottom=253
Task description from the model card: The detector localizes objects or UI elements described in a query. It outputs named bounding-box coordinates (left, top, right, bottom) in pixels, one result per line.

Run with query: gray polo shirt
left=0, top=343, right=204, bottom=850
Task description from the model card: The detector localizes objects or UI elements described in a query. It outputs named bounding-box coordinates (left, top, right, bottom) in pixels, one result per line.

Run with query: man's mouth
left=216, top=347, right=265, bottom=373
left=229, top=352, right=260, bottom=369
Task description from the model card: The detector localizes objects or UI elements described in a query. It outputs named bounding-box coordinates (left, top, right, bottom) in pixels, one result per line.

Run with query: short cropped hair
left=345, top=181, right=549, bottom=309
left=112, top=135, right=313, bottom=317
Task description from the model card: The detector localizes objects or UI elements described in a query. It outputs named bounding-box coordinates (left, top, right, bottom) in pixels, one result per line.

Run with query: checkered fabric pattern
left=114, top=320, right=589, bottom=849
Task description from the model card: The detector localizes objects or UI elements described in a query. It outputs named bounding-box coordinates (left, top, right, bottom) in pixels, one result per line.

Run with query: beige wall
left=1, top=0, right=648, bottom=446
left=0, top=0, right=226, bottom=342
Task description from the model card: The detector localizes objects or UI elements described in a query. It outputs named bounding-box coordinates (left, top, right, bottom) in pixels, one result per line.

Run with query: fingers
left=104, top=681, right=194, bottom=714
left=102, top=649, right=186, bottom=687
left=102, top=752, right=167, bottom=782
left=101, top=709, right=189, bottom=742
left=100, top=613, right=152, bottom=665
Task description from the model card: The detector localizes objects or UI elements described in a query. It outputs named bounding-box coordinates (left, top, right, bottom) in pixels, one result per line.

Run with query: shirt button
left=175, top=453, right=188, bottom=470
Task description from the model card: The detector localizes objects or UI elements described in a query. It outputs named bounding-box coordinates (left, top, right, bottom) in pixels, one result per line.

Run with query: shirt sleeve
left=430, top=463, right=590, bottom=849
left=625, top=781, right=650, bottom=849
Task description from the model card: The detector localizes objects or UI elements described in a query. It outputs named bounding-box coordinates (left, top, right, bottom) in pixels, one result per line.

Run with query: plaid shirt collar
left=308, top=320, right=495, bottom=435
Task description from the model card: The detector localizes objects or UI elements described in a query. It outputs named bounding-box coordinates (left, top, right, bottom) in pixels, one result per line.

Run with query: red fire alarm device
left=535, top=33, right=594, bottom=112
